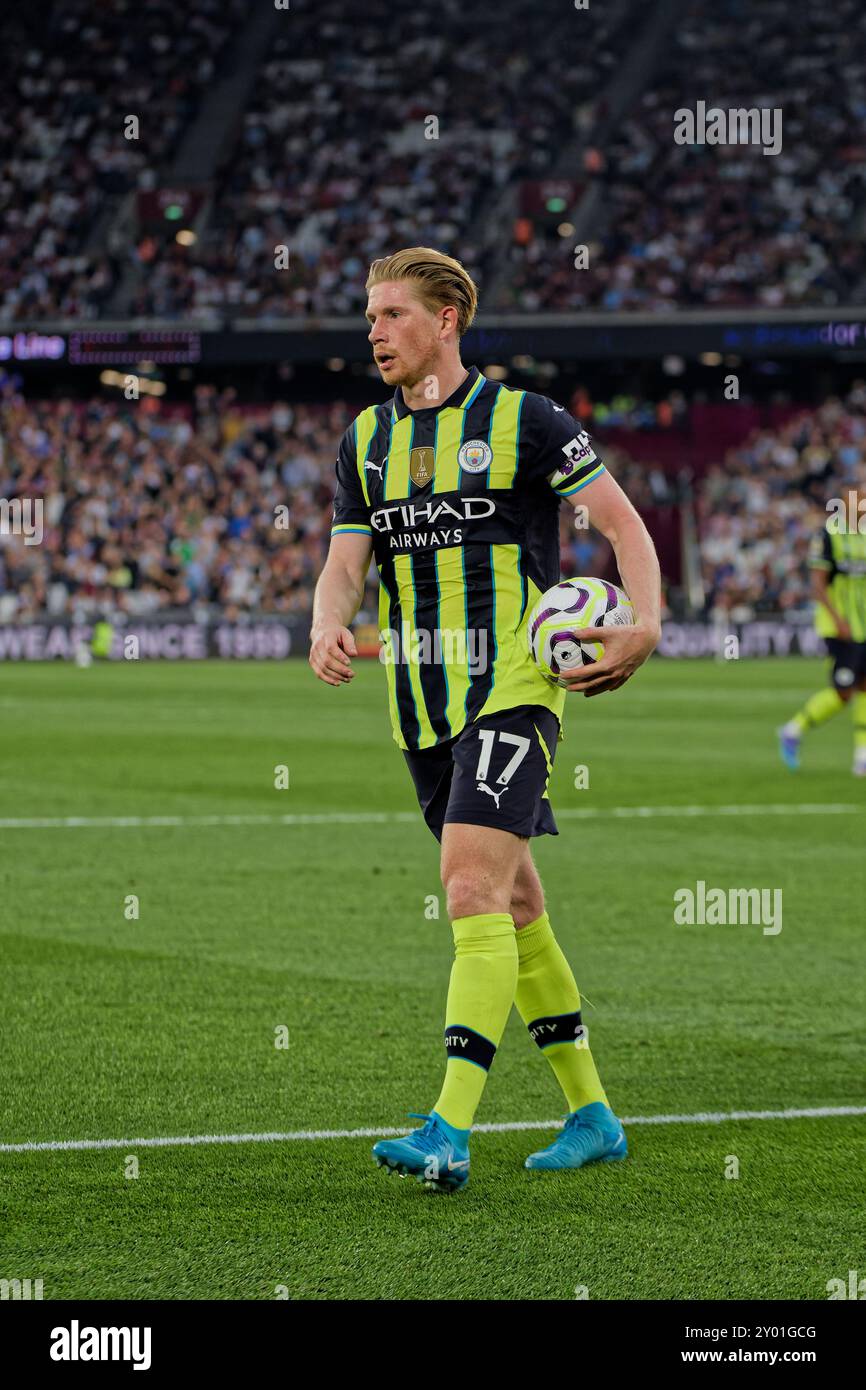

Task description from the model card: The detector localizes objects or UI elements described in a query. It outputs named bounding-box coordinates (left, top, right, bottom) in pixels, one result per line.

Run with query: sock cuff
left=526, top=1010, right=583, bottom=1048
left=443, top=1024, right=497, bottom=1071
left=451, top=912, right=514, bottom=944
left=515, top=910, right=554, bottom=958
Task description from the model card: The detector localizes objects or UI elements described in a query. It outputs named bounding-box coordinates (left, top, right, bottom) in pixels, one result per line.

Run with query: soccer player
left=310, top=248, right=661, bottom=1191
left=779, top=478, right=866, bottom=776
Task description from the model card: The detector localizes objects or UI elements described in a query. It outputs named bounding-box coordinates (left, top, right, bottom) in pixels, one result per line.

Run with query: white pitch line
left=1, top=1106, right=863, bottom=1155
left=0, top=803, right=860, bottom=830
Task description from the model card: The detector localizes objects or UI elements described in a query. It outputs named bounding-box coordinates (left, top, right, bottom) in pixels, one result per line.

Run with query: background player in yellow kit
left=779, top=476, right=866, bottom=776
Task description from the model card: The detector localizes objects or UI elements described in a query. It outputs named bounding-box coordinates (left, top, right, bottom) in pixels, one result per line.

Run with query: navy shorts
left=403, top=704, right=561, bottom=843
left=825, top=638, right=866, bottom=690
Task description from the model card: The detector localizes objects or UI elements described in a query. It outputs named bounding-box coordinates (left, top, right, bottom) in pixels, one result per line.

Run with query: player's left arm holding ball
left=535, top=400, right=661, bottom=696
left=563, top=469, right=662, bottom=696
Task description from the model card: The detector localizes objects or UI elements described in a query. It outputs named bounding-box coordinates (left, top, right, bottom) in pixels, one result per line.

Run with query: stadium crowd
left=494, top=0, right=866, bottom=311
left=2, top=381, right=864, bottom=627
left=0, top=388, right=341, bottom=623
left=127, top=0, right=629, bottom=321
left=0, top=0, right=246, bottom=322
left=697, top=384, right=866, bottom=622
left=0, top=382, right=649, bottom=625
left=5, top=0, right=863, bottom=321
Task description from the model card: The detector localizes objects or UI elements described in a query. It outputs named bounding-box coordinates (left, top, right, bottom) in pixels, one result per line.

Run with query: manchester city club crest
left=458, top=439, right=493, bottom=474
left=409, top=446, right=435, bottom=486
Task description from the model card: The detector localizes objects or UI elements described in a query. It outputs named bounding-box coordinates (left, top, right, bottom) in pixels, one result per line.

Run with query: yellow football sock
left=853, top=692, right=866, bottom=754
left=514, top=911, right=609, bottom=1112
left=790, top=687, right=845, bottom=734
left=433, top=912, right=518, bottom=1130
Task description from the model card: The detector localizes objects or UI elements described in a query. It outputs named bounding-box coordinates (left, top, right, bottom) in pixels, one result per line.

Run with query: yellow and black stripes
left=554, top=460, right=605, bottom=497
left=379, top=375, right=518, bottom=748
left=328, top=370, right=601, bottom=750
left=811, top=523, right=866, bottom=642
left=405, top=414, right=451, bottom=743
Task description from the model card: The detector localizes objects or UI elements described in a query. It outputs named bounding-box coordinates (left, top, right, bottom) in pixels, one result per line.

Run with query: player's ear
left=439, top=305, right=459, bottom=339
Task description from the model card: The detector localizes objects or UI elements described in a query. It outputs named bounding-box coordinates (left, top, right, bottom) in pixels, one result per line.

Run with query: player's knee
left=511, top=882, right=545, bottom=929
left=444, top=871, right=510, bottom=922
left=511, top=872, right=544, bottom=928
left=510, top=854, right=545, bottom=927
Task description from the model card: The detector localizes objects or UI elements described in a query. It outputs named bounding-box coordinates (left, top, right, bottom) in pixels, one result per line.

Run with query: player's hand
left=835, top=619, right=852, bottom=641
left=309, top=623, right=357, bottom=685
left=559, top=624, right=660, bottom=697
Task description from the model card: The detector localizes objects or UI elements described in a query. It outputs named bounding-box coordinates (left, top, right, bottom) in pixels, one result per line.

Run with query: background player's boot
left=853, top=752, right=866, bottom=777
left=777, top=725, right=801, bottom=771
left=524, top=1100, right=627, bottom=1170
left=372, top=1112, right=470, bottom=1192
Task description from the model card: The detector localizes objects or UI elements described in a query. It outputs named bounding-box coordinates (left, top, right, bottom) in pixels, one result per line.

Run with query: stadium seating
left=6, top=0, right=864, bottom=321
left=128, top=0, right=631, bottom=321
left=697, top=387, right=866, bottom=622
left=0, top=0, right=246, bottom=321
left=5, top=383, right=863, bottom=624
left=492, top=0, right=866, bottom=311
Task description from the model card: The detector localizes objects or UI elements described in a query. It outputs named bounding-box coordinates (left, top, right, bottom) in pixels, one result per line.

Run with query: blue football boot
left=372, top=1111, right=470, bottom=1192
left=777, top=726, right=801, bottom=771
left=524, top=1101, right=627, bottom=1170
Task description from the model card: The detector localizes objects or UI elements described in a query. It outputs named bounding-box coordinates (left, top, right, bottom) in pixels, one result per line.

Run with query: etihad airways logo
left=370, top=495, right=496, bottom=551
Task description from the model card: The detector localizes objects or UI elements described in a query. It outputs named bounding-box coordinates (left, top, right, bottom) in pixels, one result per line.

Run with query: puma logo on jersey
left=364, top=458, right=386, bottom=478
left=477, top=782, right=506, bottom=808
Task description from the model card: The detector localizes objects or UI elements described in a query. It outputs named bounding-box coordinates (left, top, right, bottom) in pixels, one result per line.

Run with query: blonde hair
left=366, top=247, right=478, bottom=337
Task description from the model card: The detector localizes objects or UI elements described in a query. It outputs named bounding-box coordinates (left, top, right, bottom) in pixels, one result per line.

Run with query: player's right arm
left=310, top=427, right=374, bottom=686
left=811, top=567, right=850, bottom=639
left=310, top=532, right=373, bottom=685
left=809, top=528, right=851, bottom=639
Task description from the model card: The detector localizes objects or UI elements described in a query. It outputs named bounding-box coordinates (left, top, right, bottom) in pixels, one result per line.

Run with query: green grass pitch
left=1, top=656, right=864, bottom=1300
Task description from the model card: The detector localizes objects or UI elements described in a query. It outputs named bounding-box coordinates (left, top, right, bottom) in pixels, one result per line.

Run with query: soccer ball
left=528, top=577, right=634, bottom=686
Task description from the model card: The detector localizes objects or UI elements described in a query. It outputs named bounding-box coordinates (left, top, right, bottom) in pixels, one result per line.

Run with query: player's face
left=365, top=281, right=441, bottom=388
